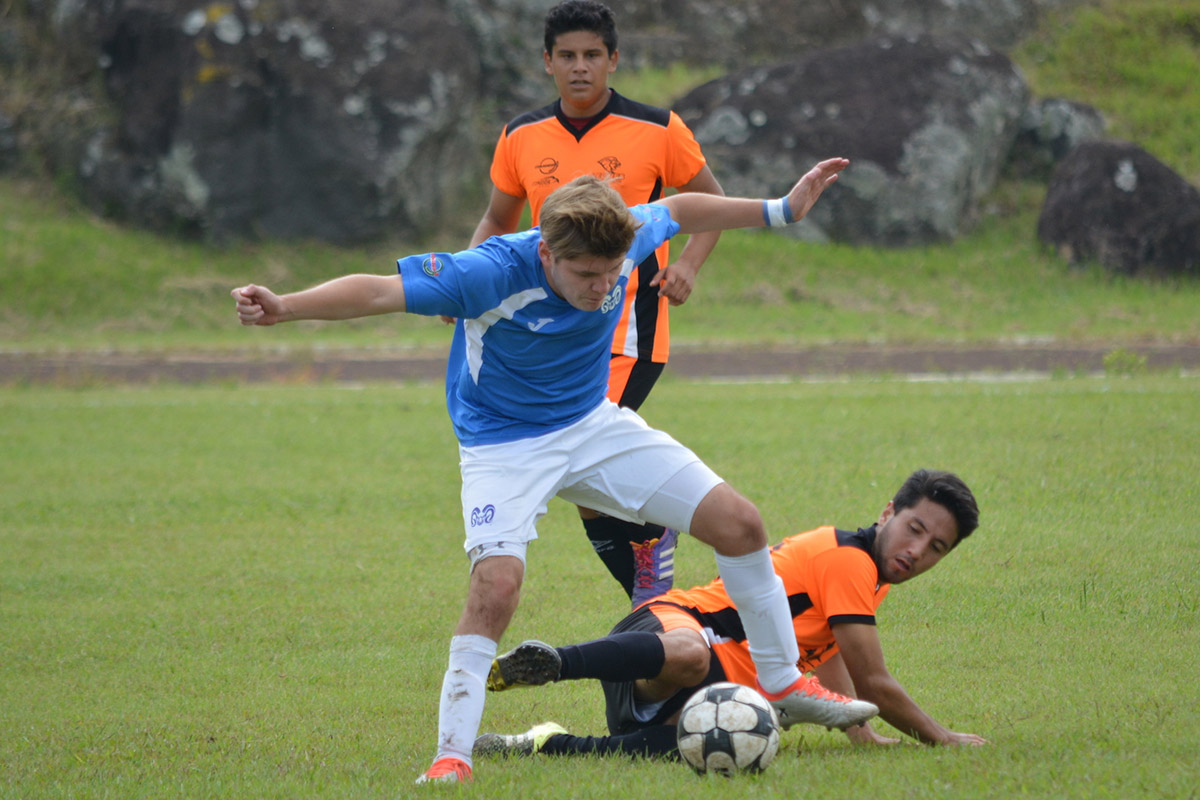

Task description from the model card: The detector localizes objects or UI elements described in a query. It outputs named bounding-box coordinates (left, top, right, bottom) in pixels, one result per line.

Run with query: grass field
left=2, top=2, right=1199, bottom=798
left=2, top=376, right=1198, bottom=798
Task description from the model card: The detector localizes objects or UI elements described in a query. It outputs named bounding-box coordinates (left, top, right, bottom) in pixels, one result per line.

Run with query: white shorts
left=459, top=401, right=723, bottom=565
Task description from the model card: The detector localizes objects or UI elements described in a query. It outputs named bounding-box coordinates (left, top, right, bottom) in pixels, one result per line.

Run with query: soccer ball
left=676, top=682, right=781, bottom=775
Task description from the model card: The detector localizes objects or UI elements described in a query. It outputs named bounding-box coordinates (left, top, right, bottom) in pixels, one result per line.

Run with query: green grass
left=0, top=180, right=446, bottom=354
left=1013, top=0, right=1200, bottom=184
left=4, top=176, right=1200, bottom=354
left=2, top=375, right=1198, bottom=798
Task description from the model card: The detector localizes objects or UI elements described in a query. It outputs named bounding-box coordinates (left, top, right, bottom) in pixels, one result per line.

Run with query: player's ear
left=544, top=50, right=553, bottom=74
left=877, top=501, right=895, bottom=528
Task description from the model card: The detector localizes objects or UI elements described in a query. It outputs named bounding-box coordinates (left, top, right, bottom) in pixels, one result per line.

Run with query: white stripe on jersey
left=463, top=288, right=549, bottom=383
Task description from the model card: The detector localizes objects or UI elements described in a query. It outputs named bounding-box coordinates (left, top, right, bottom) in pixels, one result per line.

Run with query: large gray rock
left=3, top=0, right=1086, bottom=244
left=1008, top=97, right=1106, bottom=179
left=0, top=110, right=16, bottom=173
left=676, top=35, right=1030, bottom=245
left=1038, top=140, right=1200, bottom=276
left=76, top=0, right=489, bottom=243
left=501, top=0, right=1084, bottom=71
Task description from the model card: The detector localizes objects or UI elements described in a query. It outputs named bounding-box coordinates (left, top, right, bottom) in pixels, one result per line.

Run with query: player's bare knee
left=660, top=631, right=712, bottom=687
left=469, top=555, right=524, bottom=605
left=674, top=637, right=713, bottom=687
left=481, top=572, right=522, bottom=602
left=691, top=486, right=766, bottom=554
left=727, top=496, right=765, bottom=548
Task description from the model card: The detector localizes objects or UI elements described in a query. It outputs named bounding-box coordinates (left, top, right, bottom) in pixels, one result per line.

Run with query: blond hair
left=539, top=175, right=639, bottom=262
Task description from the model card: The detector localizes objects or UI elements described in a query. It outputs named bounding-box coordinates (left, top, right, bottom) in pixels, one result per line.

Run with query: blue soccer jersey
left=399, top=203, right=680, bottom=446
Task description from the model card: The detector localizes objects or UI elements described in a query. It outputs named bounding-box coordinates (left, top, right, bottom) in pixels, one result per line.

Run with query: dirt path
left=3, top=343, right=1198, bottom=385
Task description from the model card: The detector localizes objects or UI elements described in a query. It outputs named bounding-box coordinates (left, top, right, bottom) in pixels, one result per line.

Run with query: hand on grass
left=941, top=731, right=988, bottom=747
left=845, top=723, right=901, bottom=746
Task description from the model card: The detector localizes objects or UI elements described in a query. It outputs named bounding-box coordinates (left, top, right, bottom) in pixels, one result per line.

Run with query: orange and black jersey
left=488, top=90, right=709, bottom=363
left=650, top=525, right=891, bottom=683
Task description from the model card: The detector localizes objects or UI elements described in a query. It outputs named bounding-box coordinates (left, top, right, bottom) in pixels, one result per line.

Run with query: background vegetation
left=1015, top=0, right=1200, bottom=185
left=2, top=0, right=1199, bottom=354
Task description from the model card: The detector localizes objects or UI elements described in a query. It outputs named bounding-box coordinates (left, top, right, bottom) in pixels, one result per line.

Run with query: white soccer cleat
left=760, top=676, right=879, bottom=731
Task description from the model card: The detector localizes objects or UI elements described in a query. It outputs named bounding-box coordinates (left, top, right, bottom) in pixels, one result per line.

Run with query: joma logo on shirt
left=601, top=285, right=623, bottom=314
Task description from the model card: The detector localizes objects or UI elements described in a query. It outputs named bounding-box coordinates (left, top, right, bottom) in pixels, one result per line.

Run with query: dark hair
left=544, top=0, right=618, bottom=55
left=892, top=469, right=979, bottom=546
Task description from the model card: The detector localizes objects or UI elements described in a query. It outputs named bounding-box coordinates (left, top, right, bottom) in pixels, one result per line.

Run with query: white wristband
left=762, top=197, right=795, bottom=227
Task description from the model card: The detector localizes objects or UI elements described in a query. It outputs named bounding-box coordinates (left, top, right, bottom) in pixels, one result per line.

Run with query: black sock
left=540, top=724, right=678, bottom=759
left=557, top=630, right=665, bottom=682
left=582, top=516, right=668, bottom=598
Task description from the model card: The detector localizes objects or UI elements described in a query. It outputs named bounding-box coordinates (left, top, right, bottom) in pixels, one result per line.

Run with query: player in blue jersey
left=231, top=157, right=875, bottom=786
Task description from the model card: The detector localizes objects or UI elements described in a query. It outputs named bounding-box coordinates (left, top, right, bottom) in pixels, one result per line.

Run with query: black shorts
left=601, top=604, right=727, bottom=735
left=608, top=355, right=666, bottom=411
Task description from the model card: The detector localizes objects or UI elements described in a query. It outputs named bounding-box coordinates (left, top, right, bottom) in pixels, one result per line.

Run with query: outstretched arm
left=834, top=622, right=987, bottom=746
left=657, top=157, right=848, bottom=235
left=813, top=654, right=901, bottom=745
left=231, top=273, right=407, bottom=326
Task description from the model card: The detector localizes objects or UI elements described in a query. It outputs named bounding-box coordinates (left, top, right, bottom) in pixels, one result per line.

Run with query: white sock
left=433, top=634, right=498, bottom=765
left=715, top=548, right=802, bottom=694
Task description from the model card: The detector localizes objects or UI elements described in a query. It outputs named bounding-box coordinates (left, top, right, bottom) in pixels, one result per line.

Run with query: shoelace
left=424, top=758, right=472, bottom=781
left=631, top=538, right=660, bottom=587
left=762, top=676, right=854, bottom=704
left=798, top=677, right=853, bottom=703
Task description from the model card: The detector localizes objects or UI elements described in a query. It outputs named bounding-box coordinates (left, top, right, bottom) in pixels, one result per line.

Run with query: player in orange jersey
left=469, top=0, right=726, bottom=607
left=476, top=469, right=989, bottom=759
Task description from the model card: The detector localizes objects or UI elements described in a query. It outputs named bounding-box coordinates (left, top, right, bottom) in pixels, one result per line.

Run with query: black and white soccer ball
left=676, top=682, right=781, bottom=775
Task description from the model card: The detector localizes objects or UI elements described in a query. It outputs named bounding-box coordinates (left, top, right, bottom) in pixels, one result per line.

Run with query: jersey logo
left=596, top=156, right=625, bottom=182
left=527, top=318, right=554, bottom=331
left=536, top=157, right=560, bottom=175
left=600, top=285, right=623, bottom=314
left=470, top=505, right=496, bottom=527
left=422, top=254, right=442, bottom=277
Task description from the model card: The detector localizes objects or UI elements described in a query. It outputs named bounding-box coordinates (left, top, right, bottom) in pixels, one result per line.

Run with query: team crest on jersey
left=422, top=254, right=443, bottom=277
left=601, top=284, right=623, bottom=314
left=596, top=156, right=625, bottom=182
